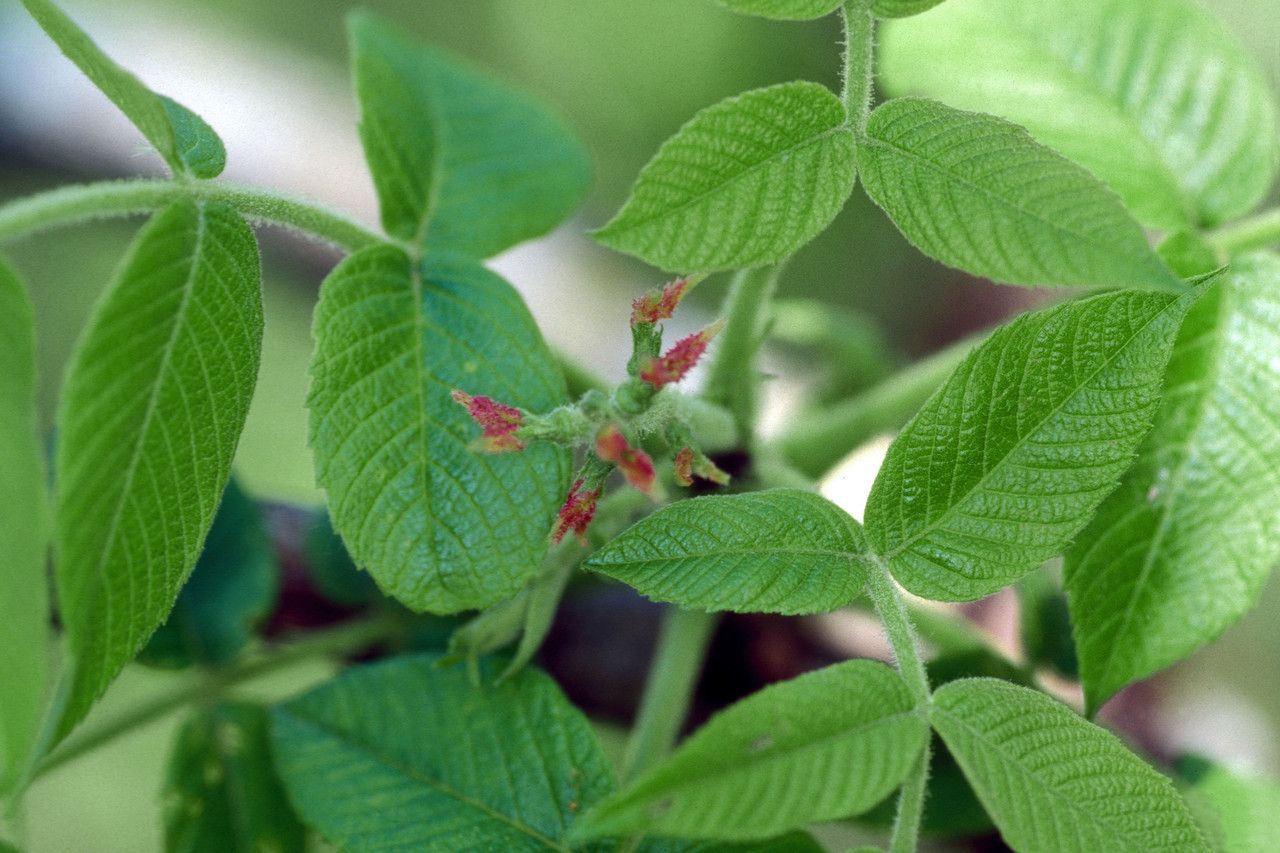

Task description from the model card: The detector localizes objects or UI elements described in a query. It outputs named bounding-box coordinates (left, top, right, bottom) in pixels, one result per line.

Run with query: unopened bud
left=631, top=277, right=696, bottom=327
left=674, top=446, right=730, bottom=487
left=451, top=390, right=524, bottom=452
left=552, top=479, right=603, bottom=543
left=595, top=425, right=656, bottom=493
left=640, top=319, right=725, bottom=389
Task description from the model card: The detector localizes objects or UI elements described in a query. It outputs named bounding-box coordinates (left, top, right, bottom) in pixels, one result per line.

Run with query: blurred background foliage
left=1, top=1, right=1277, bottom=850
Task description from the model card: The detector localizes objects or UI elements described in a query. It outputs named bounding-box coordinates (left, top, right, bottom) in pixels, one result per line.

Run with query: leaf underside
left=586, top=489, right=868, bottom=614
left=308, top=245, right=570, bottom=614
left=1066, top=254, right=1280, bottom=712
left=20, top=0, right=225, bottom=177
left=878, top=0, right=1280, bottom=228
left=931, top=678, right=1208, bottom=852
left=55, top=200, right=262, bottom=739
left=595, top=81, right=856, bottom=272
left=858, top=97, right=1179, bottom=290
left=864, top=288, right=1192, bottom=601
left=710, top=0, right=843, bottom=20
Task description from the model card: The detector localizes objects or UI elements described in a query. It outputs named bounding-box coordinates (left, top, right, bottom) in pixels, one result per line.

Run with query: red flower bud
left=631, top=277, right=692, bottom=327
left=639, top=319, right=724, bottom=389
left=552, top=478, right=603, bottom=543
left=451, top=390, right=524, bottom=452
left=595, top=425, right=656, bottom=493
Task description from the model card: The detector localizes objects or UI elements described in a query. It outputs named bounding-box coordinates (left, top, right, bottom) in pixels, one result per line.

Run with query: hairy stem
left=702, top=265, right=782, bottom=447
left=621, top=607, right=719, bottom=782
left=34, top=614, right=398, bottom=779
left=1206, top=206, right=1280, bottom=258
left=774, top=331, right=982, bottom=477
left=841, top=1, right=876, bottom=132
left=0, top=178, right=385, bottom=252
left=890, top=741, right=931, bottom=853
left=865, top=561, right=930, bottom=704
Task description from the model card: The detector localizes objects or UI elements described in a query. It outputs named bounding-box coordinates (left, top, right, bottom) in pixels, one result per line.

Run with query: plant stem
left=702, top=265, right=782, bottom=447
left=621, top=607, right=719, bottom=782
left=0, top=178, right=385, bottom=252
left=1205, top=206, right=1280, bottom=258
left=774, top=331, right=982, bottom=477
left=890, top=741, right=931, bottom=853
left=33, top=614, right=397, bottom=779
left=841, top=1, right=876, bottom=132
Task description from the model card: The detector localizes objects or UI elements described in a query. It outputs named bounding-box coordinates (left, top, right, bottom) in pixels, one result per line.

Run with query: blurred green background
left=1, top=0, right=1277, bottom=849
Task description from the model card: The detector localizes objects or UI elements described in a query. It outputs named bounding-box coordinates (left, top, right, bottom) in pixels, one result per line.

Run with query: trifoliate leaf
left=349, top=12, right=590, bottom=258
left=163, top=703, right=305, bottom=853
left=1066, top=257, right=1280, bottom=712
left=572, top=660, right=927, bottom=841
left=931, top=678, right=1209, bottom=852
left=55, top=200, right=262, bottom=740
left=595, top=82, right=856, bottom=272
left=586, top=490, right=869, bottom=614
left=270, top=655, right=613, bottom=852
left=878, top=0, right=1279, bottom=228
left=858, top=98, right=1180, bottom=290
left=308, top=246, right=570, bottom=614
left=0, top=256, right=48, bottom=796
left=139, top=478, right=278, bottom=669
left=864, top=288, right=1192, bottom=601
left=20, top=0, right=226, bottom=178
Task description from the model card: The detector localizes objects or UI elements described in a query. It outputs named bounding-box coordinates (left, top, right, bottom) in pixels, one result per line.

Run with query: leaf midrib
left=593, top=545, right=866, bottom=567
left=282, top=709, right=572, bottom=852
left=73, top=202, right=207, bottom=685
left=882, top=294, right=1179, bottom=564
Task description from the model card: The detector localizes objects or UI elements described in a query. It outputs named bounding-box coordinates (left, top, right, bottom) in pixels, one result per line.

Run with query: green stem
left=864, top=561, right=930, bottom=703
left=890, top=741, right=931, bottom=853
left=0, top=178, right=385, bottom=252
left=702, top=265, right=783, bottom=446
left=621, top=608, right=719, bottom=782
left=774, top=331, right=982, bottom=477
left=34, top=614, right=398, bottom=779
left=1205, top=206, right=1280, bottom=258
left=841, top=1, right=876, bottom=132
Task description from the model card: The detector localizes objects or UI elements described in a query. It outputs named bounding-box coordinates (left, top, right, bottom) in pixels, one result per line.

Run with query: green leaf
left=19, top=0, right=226, bottom=178
left=594, top=81, right=856, bottom=272
left=270, top=654, right=614, bottom=852
left=585, top=489, right=869, bottom=615
left=0, top=257, right=48, bottom=796
left=871, top=0, right=946, bottom=18
left=878, top=0, right=1279, bottom=228
left=931, top=678, right=1208, bottom=853
left=572, top=659, right=927, bottom=841
left=1015, top=567, right=1078, bottom=680
left=864, top=288, right=1192, bottom=601
left=1065, top=257, right=1280, bottom=712
left=349, top=12, right=590, bottom=258
left=858, top=98, right=1180, bottom=290
left=644, top=834, right=825, bottom=853
left=139, top=478, right=278, bottom=669
left=163, top=702, right=305, bottom=853
left=1177, top=755, right=1280, bottom=853
left=308, top=246, right=571, bottom=614
left=709, top=0, right=843, bottom=20
left=55, top=200, right=262, bottom=739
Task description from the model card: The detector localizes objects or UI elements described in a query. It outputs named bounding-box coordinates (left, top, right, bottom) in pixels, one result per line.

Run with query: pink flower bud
left=552, top=479, right=603, bottom=543
left=639, top=319, right=725, bottom=389
left=595, top=425, right=656, bottom=493
left=631, top=277, right=692, bottom=327
left=451, top=390, right=524, bottom=452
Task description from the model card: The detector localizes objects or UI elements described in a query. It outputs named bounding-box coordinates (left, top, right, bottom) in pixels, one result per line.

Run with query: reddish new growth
left=595, top=425, right=656, bottom=493
left=451, top=390, right=524, bottom=452
left=639, top=320, right=724, bottom=389
left=552, top=479, right=602, bottom=543
left=630, top=277, right=691, bottom=326
left=674, top=446, right=730, bottom=487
